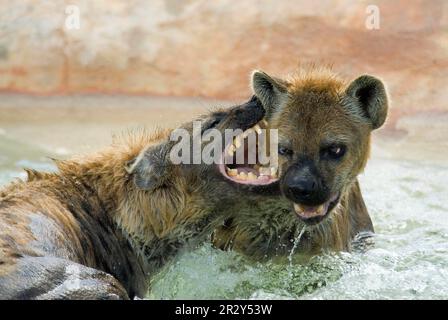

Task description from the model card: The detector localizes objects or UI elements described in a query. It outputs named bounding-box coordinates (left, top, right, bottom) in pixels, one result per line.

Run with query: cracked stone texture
left=0, top=0, right=447, bottom=128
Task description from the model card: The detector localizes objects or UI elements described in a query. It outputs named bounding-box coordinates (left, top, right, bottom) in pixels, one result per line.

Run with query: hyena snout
left=282, top=165, right=329, bottom=206
left=281, top=163, right=341, bottom=224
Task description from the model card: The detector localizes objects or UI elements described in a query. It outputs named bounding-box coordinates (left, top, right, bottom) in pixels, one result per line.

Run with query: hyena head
left=124, top=96, right=279, bottom=227
left=251, top=68, right=388, bottom=225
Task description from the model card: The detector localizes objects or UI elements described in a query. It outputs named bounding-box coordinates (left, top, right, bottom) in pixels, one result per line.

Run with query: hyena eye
left=278, top=146, right=293, bottom=157
left=321, top=144, right=346, bottom=160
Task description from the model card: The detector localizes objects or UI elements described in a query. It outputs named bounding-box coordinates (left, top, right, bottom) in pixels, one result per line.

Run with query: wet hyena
left=0, top=97, right=279, bottom=299
left=213, top=67, right=388, bottom=259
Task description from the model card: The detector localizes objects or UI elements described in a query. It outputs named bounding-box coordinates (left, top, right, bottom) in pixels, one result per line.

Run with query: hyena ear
left=345, top=75, right=389, bottom=129
left=251, top=70, right=287, bottom=118
left=125, top=144, right=170, bottom=191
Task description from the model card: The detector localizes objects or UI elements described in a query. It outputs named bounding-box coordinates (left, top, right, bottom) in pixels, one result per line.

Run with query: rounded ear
left=125, top=144, right=170, bottom=191
left=345, top=75, right=389, bottom=129
left=251, top=70, right=287, bottom=118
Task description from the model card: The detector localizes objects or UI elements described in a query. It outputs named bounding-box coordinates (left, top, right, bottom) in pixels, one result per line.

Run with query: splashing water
left=288, top=226, right=307, bottom=271
left=284, top=226, right=307, bottom=289
left=1, top=134, right=448, bottom=300
left=147, top=157, right=448, bottom=299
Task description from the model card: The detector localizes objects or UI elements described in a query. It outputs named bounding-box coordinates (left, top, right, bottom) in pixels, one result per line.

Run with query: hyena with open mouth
left=213, top=67, right=388, bottom=259
left=0, top=97, right=278, bottom=300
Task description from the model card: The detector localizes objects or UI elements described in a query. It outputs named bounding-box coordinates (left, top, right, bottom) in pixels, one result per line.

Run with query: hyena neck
left=117, top=179, right=225, bottom=273
left=312, top=179, right=372, bottom=251
left=51, top=134, right=171, bottom=261
left=55, top=136, right=222, bottom=274
left=344, top=179, right=373, bottom=238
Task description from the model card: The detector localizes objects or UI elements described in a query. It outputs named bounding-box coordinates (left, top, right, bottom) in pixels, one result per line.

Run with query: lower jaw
left=293, top=194, right=340, bottom=225
left=297, top=213, right=329, bottom=225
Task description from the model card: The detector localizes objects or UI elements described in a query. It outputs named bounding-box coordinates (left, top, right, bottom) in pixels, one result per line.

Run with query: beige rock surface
left=0, top=0, right=447, bottom=129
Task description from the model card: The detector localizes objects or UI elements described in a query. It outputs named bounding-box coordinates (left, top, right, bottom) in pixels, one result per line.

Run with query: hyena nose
left=289, top=178, right=318, bottom=199
left=282, top=163, right=328, bottom=205
left=283, top=173, right=324, bottom=205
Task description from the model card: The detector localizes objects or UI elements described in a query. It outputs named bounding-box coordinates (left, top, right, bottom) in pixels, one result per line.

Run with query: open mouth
left=218, top=120, right=279, bottom=186
left=293, top=193, right=340, bottom=224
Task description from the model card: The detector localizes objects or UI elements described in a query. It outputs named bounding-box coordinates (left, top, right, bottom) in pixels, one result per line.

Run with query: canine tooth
left=227, top=168, right=238, bottom=176
left=270, top=167, right=278, bottom=177
left=243, top=128, right=254, bottom=138
left=316, top=204, right=325, bottom=214
left=293, top=203, right=305, bottom=213
left=247, top=172, right=257, bottom=180
left=234, top=136, right=241, bottom=149
left=253, top=124, right=262, bottom=134
left=237, top=172, right=247, bottom=180
left=259, top=167, right=271, bottom=176
left=227, top=144, right=236, bottom=156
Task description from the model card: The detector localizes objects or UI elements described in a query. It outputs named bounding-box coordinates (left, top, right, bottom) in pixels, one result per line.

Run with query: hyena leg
left=0, top=256, right=129, bottom=300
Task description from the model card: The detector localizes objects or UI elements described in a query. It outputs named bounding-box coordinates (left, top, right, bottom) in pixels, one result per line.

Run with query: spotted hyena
left=213, top=67, right=388, bottom=259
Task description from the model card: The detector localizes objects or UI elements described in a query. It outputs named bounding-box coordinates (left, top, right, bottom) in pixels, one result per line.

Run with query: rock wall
left=0, top=0, right=447, bottom=126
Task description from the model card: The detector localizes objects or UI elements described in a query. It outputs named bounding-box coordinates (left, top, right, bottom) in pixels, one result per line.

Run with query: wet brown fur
left=0, top=130, right=169, bottom=298
left=0, top=98, right=267, bottom=299
left=213, top=66, right=388, bottom=258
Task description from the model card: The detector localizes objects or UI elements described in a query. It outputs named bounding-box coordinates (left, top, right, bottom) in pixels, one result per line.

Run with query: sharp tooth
left=316, top=204, right=325, bottom=214
left=247, top=172, right=257, bottom=180
left=261, top=120, right=268, bottom=127
left=259, top=167, right=271, bottom=176
left=234, top=136, right=241, bottom=149
left=227, top=168, right=238, bottom=176
left=294, top=203, right=326, bottom=217
left=293, top=203, right=305, bottom=213
left=253, top=124, right=262, bottom=134
left=237, top=172, right=247, bottom=180
left=270, top=167, right=278, bottom=178
left=243, top=128, right=254, bottom=138
left=227, top=144, right=236, bottom=156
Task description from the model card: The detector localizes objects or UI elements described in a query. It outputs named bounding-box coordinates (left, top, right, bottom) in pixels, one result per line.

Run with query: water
left=288, top=227, right=307, bottom=266
left=1, top=134, right=447, bottom=300
left=148, top=157, right=448, bottom=299
left=287, top=226, right=307, bottom=282
left=0, top=135, right=56, bottom=185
